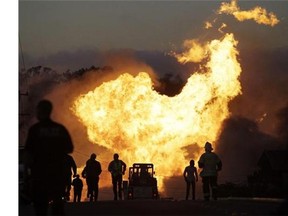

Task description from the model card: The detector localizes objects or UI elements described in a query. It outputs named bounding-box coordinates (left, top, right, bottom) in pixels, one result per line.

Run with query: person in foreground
left=198, top=142, right=222, bottom=201
left=25, top=99, right=74, bottom=215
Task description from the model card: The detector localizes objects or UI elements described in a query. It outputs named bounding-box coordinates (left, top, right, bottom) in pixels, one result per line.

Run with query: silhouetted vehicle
left=125, top=163, right=159, bottom=200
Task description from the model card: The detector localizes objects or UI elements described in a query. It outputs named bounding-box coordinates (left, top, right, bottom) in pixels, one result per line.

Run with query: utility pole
left=19, top=35, right=29, bottom=116
left=19, top=91, right=29, bottom=116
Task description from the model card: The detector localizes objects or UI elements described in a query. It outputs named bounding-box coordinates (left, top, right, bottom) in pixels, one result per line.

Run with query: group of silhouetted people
left=24, top=100, right=127, bottom=215
left=183, top=142, right=222, bottom=201
left=80, top=152, right=127, bottom=202
left=24, top=99, right=222, bottom=215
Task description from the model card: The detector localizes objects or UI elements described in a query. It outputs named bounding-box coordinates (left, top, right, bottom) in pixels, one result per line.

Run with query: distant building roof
left=258, top=150, right=288, bottom=172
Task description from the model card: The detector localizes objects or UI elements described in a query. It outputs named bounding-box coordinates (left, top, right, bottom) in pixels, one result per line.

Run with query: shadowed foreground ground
left=20, top=198, right=288, bottom=216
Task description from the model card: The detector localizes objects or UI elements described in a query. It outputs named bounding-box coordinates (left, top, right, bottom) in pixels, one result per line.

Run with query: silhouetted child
left=183, top=159, right=198, bottom=200
left=72, top=175, right=83, bottom=202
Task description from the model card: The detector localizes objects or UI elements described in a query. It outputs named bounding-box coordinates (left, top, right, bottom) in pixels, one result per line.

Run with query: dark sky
left=19, top=0, right=288, bottom=70
left=19, top=1, right=215, bottom=57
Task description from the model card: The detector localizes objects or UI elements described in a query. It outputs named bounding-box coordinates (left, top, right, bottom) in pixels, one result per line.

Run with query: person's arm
left=72, top=157, right=77, bottom=176
left=183, top=167, right=187, bottom=181
left=97, top=162, right=102, bottom=176
left=81, top=167, right=87, bottom=178
left=122, top=161, right=126, bottom=175
left=194, top=167, right=198, bottom=181
left=108, top=161, right=113, bottom=173
left=217, top=157, right=222, bottom=171
left=198, top=155, right=204, bottom=168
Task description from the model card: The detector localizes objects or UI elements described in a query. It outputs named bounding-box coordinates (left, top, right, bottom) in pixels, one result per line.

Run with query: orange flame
left=173, top=39, right=207, bottom=63
left=71, top=33, right=242, bottom=192
left=218, top=0, right=279, bottom=26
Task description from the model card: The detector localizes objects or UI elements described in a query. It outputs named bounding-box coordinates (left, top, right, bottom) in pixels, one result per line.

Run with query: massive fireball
left=71, top=33, right=242, bottom=191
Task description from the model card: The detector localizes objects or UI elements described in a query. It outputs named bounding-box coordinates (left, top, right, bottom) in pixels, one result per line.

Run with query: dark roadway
left=19, top=198, right=288, bottom=216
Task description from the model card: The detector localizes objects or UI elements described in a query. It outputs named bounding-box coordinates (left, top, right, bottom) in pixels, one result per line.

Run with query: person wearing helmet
left=108, top=153, right=126, bottom=200
left=198, top=142, right=222, bottom=201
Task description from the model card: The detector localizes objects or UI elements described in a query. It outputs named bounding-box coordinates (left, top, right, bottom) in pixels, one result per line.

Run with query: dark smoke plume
left=275, top=102, right=288, bottom=148
left=230, top=47, right=288, bottom=136
left=216, top=115, right=281, bottom=183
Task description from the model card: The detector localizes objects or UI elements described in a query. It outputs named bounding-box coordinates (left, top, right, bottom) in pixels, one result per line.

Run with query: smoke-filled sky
left=19, top=0, right=288, bottom=71
left=18, top=0, right=288, bottom=200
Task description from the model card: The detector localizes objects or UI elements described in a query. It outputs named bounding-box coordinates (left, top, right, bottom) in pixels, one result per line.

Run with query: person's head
left=36, top=100, right=53, bottom=121
left=113, top=153, right=119, bottom=160
left=75, top=174, right=80, bottom=178
left=90, top=153, right=96, bottom=160
left=189, top=159, right=195, bottom=166
left=204, top=142, right=213, bottom=152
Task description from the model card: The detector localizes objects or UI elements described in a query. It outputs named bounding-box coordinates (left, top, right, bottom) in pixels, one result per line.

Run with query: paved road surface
left=20, top=198, right=288, bottom=216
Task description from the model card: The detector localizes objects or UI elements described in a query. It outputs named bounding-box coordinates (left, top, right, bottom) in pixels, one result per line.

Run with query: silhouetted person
left=183, top=159, right=198, bottom=200
left=108, top=153, right=126, bottom=200
left=25, top=99, right=74, bottom=215
left=72, top=175, right=83, bottom=202
left=85, top=153, right=102, bottom=201
left=198, top=142, right=222, bottom=201
left=63, top=154, right=77, bottom=201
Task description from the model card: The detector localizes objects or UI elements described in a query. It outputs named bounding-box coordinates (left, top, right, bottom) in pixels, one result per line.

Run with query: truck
left=124, top=163, right=159, bottom=200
